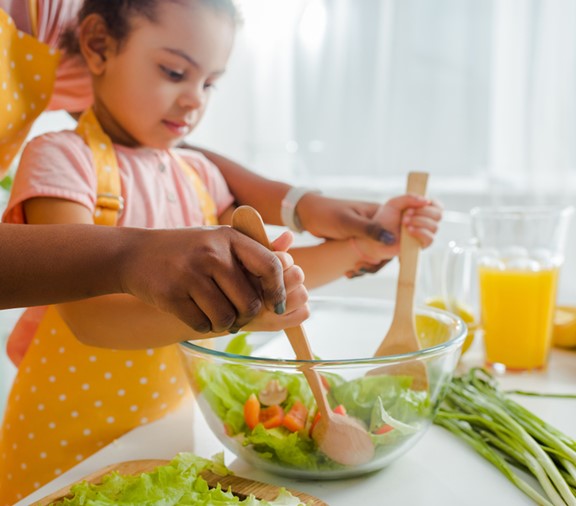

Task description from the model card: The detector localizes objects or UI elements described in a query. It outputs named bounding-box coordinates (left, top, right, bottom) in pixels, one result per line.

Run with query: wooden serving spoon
left=232, top=206, right=374, bottom=467
left=372, top=172, right=429, bottom=391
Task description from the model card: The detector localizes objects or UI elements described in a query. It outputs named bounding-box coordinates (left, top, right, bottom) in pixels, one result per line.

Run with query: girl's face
left=92, top=1, right=235, bottom=149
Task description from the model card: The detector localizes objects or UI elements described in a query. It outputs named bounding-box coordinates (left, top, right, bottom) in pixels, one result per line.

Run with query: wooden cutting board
left=32, top=459, right=328, bottom=505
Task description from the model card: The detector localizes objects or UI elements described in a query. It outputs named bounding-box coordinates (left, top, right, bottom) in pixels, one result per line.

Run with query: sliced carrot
left=333, top=404, right=347, bottom=416
left=310, top=404, right=347, bottom=435
left=373, top=424, right=394, bottom=435
left=260, top=404, right=285, bottom=429
left=309, top=411, right=322, bottom=436
left=244, top=393, right=260, bottom=430
left=283, top=400, right=308, bottom=432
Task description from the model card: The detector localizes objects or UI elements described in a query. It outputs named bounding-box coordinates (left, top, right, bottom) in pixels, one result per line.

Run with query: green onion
left=507, top=391, right=576, bottom=400
left=435, top=368, right=576, bottom=506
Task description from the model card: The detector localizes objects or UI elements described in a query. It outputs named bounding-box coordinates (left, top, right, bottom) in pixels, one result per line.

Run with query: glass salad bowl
left=180, top=296, right=466, bottom=479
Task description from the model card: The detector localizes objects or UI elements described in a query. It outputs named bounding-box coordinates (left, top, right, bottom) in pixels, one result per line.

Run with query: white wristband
left=280, top=187, right=321, bottom=233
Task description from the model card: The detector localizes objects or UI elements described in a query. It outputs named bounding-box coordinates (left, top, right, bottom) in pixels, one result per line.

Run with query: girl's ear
left=78, top=14, right=116, bottom=75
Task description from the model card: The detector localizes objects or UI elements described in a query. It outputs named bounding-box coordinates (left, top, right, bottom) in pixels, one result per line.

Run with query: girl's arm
left=189, top=146, right=289, bottom=224
left=290, top=195, right=444, bottom=289
left=289, top=240, right=365, bottom=289
left=20, top=198, right=308, bottom=348
left=187, top=147, right=388, bottom=237
left=189, top=147, right=441, bottom=278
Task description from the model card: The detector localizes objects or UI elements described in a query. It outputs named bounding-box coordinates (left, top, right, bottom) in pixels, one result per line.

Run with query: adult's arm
left=0, top=222, right=306, bottom=339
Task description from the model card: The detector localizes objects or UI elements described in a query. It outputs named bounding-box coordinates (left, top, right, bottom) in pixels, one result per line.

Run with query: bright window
left=193, top=0, right=576, bottom=195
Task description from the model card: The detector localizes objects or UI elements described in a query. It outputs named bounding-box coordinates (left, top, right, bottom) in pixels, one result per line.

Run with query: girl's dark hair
left=60, top=0, right=240, bottom=55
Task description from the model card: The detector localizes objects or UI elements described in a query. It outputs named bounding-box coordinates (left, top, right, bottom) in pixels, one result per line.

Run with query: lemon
left=424, top=296, right=477, bottom=355
left=552, top=306, right=576, bottom=348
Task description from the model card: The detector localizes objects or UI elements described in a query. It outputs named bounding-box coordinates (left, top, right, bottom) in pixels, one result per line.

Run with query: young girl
left=0, top=0, right=410, bottom=332
left=0, top=0, right=441, bottom=502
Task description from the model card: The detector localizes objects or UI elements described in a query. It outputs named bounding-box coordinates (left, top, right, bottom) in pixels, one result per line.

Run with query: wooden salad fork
left=372, top=172, right=429, bottom=391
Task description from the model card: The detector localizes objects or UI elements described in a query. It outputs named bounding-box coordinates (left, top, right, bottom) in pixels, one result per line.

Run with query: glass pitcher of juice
left=446, top=206, right=573, bottom=373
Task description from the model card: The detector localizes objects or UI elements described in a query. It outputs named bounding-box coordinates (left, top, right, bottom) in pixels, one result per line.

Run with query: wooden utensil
left=32, top=459, right=327, bottom=505
left=372, top=172, right=429, bottom=390
left=232, top=206, right=374, bottom=467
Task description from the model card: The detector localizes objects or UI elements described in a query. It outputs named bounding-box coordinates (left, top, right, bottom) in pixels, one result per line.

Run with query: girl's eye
left=203, top=81, right=216, bottom=91
left=160, top=65, right=184, bottom=81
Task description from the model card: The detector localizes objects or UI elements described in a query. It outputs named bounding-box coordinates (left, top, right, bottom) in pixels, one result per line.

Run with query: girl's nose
left=178, top=85, right=205, bottom=110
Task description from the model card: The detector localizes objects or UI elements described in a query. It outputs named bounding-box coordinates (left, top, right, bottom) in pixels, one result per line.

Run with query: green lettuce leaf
left=194, top=333, right=431, bottom=470
left=54, top=453, right=305, bottom=505
left=330, top=374, right=429, bottom=424
left=195, top=362, right=315, bottom=437
left=225, top=333, right=253, bottom=356
left=242, top=425, right=339, bottom=471
left=0, top=175, right=12, bottom=191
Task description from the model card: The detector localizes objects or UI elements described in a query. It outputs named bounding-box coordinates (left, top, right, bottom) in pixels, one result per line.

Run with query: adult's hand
left=120, top=226, right=303, bottom=334
left=296, top=194, right=394, bottom=243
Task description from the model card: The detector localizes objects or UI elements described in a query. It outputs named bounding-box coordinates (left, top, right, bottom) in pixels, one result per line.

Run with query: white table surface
left=17, top=346, right=576, bottom=506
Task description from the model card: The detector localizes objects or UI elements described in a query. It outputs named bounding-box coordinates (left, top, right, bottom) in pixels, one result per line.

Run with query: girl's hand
left=242, top=248, right=310, bottom=332
left=348, top=194, right=443, bottom=271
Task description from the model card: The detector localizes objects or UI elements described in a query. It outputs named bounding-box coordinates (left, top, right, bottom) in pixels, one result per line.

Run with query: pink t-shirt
left=2, top=131, right=235, bottom=228
left=1, top=0, right=93, bottom=112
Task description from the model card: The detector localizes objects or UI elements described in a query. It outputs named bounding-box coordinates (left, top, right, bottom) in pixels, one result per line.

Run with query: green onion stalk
left=434, top=368, right=576, bottom=506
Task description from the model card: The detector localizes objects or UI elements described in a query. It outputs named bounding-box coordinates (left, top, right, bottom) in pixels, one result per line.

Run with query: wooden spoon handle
left=283, top=326, right=331, bottom=418
left=231, top=206, right=330, bottom=418
left=230, top=206, right=272, bottom=249
left=394, top=172, right=429, bottom=321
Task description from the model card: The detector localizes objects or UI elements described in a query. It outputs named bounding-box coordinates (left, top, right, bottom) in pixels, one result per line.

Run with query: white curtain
left=489, top=0, right=576, bottom=197
left=193, top=0, right=576, bottom=197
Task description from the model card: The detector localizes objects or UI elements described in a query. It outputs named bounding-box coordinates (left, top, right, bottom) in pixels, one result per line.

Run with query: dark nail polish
left=379, top=230, right=395, bottom=245
left=359, top=268, right=369, bottom=274
left=274, top=301, right=286, bottom=315
left=229, top=327, right=239, bottom=334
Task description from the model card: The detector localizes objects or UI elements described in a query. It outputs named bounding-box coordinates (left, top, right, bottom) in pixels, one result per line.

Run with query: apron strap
left=172, top=152, right=218, bottom=226
left=28, top=0, right=38, bottom=38
left=75, top=108, right=124, bottom=226
left=75, top=107, right=218, bottom=226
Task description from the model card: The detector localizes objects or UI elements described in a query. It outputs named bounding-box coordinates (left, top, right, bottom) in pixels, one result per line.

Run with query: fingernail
left=274, top=301, right=286, bottom=315
left=378, top=230, right=395, bottom=245
left=359, top=268, right=369, bottom=274
left=229, top=327, right=240, bottom=334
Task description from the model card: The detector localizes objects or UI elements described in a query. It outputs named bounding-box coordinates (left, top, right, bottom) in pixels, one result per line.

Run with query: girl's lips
left=162, top=120, right=190, bottom=136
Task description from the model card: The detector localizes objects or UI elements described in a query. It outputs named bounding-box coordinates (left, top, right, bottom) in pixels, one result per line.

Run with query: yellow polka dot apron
left=0, top=108, right=218, bottom=504
left=0, top=6, right=60, bottom=176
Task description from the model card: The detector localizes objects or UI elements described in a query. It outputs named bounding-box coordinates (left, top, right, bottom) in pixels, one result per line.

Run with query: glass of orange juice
left=470, top=206, right=573, bottom=372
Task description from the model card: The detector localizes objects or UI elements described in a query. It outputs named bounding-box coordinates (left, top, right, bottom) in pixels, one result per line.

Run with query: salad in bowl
left=180, top=297, right=465, bottom=479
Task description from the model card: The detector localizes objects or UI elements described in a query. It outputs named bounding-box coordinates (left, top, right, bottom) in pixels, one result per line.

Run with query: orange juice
left=479, top=266, right=559, bottom=370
